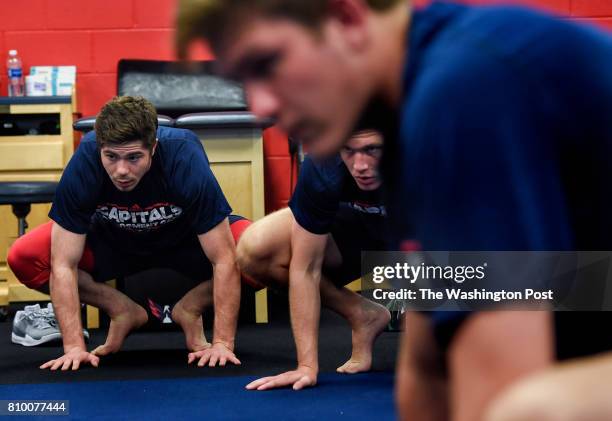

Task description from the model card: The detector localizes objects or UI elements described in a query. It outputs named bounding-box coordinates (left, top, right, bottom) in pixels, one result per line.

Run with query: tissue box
left=25, top=74, right=50, bottom=96
left=29, top=66, right=76, bottom=96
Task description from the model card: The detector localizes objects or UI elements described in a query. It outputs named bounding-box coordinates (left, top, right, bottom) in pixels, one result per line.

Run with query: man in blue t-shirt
left=9, top=96, right=244, bottom=371
left=238, top=130, right=391, bottom=390
left=390, top=4, right=612, bottom=420
left=178, top=0, right=612, bottom=419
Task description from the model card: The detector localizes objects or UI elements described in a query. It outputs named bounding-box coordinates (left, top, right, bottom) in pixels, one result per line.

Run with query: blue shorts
left=324, top=203, right=390, bottom=286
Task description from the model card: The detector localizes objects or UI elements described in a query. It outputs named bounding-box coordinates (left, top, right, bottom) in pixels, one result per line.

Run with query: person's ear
left=151, top=138, right=159, bottom=156
left=327, top=0, right=370, bottom=51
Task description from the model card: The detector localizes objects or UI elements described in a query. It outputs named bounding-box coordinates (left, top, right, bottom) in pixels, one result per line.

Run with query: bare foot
left=92, top=302, right=148, bottom=356
left=171, top=303, right=210, bottom=352
left=337, top=301, right=391, bottom=374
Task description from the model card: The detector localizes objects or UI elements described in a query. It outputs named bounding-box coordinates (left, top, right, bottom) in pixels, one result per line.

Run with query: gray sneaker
left=44, top=303, right=91, bottom=342
left=12, top=303, right=89, bottom=346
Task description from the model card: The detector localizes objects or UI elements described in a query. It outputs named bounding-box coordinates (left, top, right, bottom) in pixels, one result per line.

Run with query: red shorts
left=7, top=216, right=262, bottom=290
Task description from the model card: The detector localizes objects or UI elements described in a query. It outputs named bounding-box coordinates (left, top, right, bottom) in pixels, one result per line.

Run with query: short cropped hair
left=176, top=0, right=403, bottom=57
left=95, top=96, right=158, bottom=151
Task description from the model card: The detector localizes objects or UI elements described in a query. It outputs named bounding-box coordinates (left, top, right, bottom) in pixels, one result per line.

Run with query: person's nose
left=246, top=82, right=281, bottom=120
left=353, top=153, right=369, bottom=173
left=115, top=160, right=130, bottom=177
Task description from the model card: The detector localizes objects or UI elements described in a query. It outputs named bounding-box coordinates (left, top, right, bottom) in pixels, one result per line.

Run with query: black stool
left=0, top=182, right=58, bottom=237
left=0, top=182, right=58, bottom=321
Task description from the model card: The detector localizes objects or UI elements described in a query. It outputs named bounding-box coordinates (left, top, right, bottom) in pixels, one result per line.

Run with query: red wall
left=1, top=0, right=610, bottom=213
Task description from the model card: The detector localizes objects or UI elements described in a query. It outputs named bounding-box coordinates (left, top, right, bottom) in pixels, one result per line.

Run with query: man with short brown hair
left=9, top=96, right=247, bottom=371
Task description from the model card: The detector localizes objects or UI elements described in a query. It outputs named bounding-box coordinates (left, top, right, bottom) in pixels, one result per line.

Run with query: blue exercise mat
left=0, top=372, right=396, bottom=420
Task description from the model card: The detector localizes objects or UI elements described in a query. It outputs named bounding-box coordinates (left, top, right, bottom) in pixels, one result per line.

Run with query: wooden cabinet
left=0, top=96, right=75, bottom=305
left=191, top=126, right=267, bottom=323
left=197, top=128, right=265, bottom=222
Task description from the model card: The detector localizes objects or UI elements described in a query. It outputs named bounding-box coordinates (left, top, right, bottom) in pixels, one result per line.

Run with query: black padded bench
left=73, top=115, right=174, bottom=132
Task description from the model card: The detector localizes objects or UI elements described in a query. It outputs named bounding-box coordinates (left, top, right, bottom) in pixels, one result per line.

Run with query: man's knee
left=6, top=221, right=53, bottom=290
left=485, top=353, right=612, bottom=421
left=236, top=223, right=273, bottom=278
left=7, top=236, right=50, bottom=290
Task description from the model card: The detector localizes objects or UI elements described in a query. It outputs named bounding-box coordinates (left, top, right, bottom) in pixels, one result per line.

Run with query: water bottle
left=7, top=50, right=25, bottom=97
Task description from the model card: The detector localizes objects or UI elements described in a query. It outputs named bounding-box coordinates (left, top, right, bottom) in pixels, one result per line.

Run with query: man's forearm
left=289, top=269, right=321, bottom=371
left=212, top=262, right=240, bottom=349
left=50, top=266, right=85, bottom=352
left=396, top=313, right=448, bottom=421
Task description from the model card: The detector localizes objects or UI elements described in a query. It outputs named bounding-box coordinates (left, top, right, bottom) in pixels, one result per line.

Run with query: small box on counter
left=25, top=74, right=49, bottom=96
left=28, top=66, right=76, bottom=96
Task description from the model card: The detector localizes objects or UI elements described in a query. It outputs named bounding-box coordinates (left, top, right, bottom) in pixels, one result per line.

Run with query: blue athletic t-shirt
left=384, top=1, right=612, bottom=252
left=379, top=2, right=612, bottom=344
left=289, top=155, right=387, bottom=235
left=49, top=126, right=231, bottom=254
